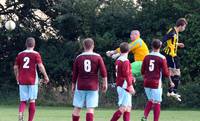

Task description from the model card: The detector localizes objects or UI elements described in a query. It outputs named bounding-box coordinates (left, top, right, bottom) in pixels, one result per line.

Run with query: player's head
left=120, top=42, right=129, bottom=53
left=130, top=30, right=140, bottom=41
left=83, top=38, right=94, bottom=51
left=176, top=18, right=188, bottom=32
left=151, top=39, right=162, bottom=50
left=26, top=37, right=35, bottom=48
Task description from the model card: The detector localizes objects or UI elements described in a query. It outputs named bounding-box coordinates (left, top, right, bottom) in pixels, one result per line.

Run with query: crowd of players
left=13, top=18, right=187, bottom=121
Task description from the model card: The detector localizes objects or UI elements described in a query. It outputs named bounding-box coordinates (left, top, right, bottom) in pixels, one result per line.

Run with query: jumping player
left=162, top=18, right=188, bottom=101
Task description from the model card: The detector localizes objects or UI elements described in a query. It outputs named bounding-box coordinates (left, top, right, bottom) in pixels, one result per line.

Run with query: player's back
left=141, top=52, right=169, bottom=88
left=15, top=50, right=42, bottom=85
left=73, top=52, right=107, bottom=90
left=115, top=56, right=133, bottom=88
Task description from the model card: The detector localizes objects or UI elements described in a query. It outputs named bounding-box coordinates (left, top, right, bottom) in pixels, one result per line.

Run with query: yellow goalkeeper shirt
left=116, top=38, right=149, bottom=61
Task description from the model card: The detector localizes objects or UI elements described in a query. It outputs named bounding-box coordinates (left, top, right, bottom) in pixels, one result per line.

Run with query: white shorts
left=19, top=85, right=38, bottom=101
left=117, top=86, right=132, bottom=107
left=73, top=89, right=99, bottom=108
left=144, top=88, right=163, bottom=102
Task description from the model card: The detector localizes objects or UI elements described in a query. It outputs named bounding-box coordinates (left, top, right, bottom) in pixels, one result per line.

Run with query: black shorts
left=162, top=52, right=180, bottom=69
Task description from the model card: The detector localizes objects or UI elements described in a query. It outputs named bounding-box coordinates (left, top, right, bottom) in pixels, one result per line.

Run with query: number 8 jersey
left=15, top=50, right=42, bottom=85
left=141, top=52, right=170, bottom=89
left=72, top=52, right=107, bottom=90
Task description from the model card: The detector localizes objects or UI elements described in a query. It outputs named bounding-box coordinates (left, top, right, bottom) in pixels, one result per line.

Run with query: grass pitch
left=0, top=105, right=199, bottom=121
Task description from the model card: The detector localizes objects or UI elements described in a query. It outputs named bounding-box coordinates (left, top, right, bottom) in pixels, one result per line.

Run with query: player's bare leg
left=72, top=107, right=81, bottom=121
left=28, top=100, right=36, bottom=121
left=86, top=108, right=94, bottom=121
left=167, top=68, right=181, bottom=101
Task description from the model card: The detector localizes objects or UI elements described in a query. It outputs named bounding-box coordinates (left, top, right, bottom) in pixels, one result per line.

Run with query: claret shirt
left=15, top=50, right=42, bottom=85
left=141, top=52, right=170, bottom=89
left=72, top=52, right=107, bottom=91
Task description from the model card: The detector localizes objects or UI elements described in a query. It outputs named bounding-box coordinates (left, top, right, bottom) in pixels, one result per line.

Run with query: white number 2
left=23, top=57, right=30, bottom=69
left=149, top=59, right=155, bottom=71
left=84, top=59, right=91, bottom=72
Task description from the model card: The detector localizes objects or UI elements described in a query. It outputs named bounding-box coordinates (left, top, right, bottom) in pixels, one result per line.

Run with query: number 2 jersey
left=141, top=52, right=170, bottom=89
left=72, top=52, right=107, bottom=91
left=15, top=50, right=42, bottom=85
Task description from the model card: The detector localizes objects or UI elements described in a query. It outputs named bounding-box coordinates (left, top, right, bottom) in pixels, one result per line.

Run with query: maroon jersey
left=15, top=50, right=42, bottom=85
left=141, top=52, right=170, bottom=88
left=72, top=52, right=107, bottom=90
left=115, top=55, right=133, bottom=90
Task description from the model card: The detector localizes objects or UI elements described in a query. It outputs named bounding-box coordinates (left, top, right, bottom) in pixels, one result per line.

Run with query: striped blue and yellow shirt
left=162, top=27, right=179, bottom=57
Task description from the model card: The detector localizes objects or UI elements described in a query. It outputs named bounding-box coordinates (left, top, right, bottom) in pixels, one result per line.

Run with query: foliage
left=0, top=0, right=200, bottom=108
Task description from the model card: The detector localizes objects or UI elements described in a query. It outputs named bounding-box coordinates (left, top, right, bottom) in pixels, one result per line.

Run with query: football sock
left=86, top=113, right=94, bottom=121
left=19, top=101, right=26, bottom=113
left=173, top=75, right=180, bottom=93
left=123, top=111, right=130, bottom=121
left=28, top=102, right=36, bottom=121
left=144, top=101, right=153, bottom=118
left=110, top=110, right=122, bottom=121
left=153, top=103, right=160, bottom=121
left=72, top=114, right=80, bottom=121
left=168, top=76, right=174, bottom=93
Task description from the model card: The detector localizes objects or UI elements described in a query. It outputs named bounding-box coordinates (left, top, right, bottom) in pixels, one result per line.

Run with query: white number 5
left=23, top=57, right=30, bottom=69
left=149, top=59, right=155, bottom=71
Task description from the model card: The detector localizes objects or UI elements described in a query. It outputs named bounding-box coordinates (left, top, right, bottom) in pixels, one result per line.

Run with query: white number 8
left=149, top=59, right=155, bottom=71
left=84, top=60, right=91, bottom=72
left=23, top=57, right=30, bottom=69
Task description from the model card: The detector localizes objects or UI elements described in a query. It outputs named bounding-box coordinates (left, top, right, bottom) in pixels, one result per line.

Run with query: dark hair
left=26, top=37, right=35, bottom=47
left=83, top=38, right=94, bottom=50
left=176, top=18, right=188, bottom=27
left=120, top=42, right=129, bottom=53
left=151, top=39, right=162, bottom=50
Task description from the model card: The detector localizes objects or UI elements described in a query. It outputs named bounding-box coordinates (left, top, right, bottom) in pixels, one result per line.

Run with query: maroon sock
left=110, top=110, right=122, bottom=121
left=19, top=101, right=26, bottom=113
left=153, top=103, right=161, bottom=121
left=144, top=101, right=153, bottom=118
left=72, top=114, right=80, bottom=121
left=86, top=113, right=94, bottom=121
left=123, top=111, right=130, bottom=121
left=28, top=102, right=36, bottom=121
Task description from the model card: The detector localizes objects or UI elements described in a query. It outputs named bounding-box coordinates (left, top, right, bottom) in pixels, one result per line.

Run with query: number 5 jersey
left=141, top=52, right=170, bottom=89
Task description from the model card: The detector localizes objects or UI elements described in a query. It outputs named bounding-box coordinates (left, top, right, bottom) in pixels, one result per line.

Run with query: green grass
left=0, top=105, right=200, bottom=121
